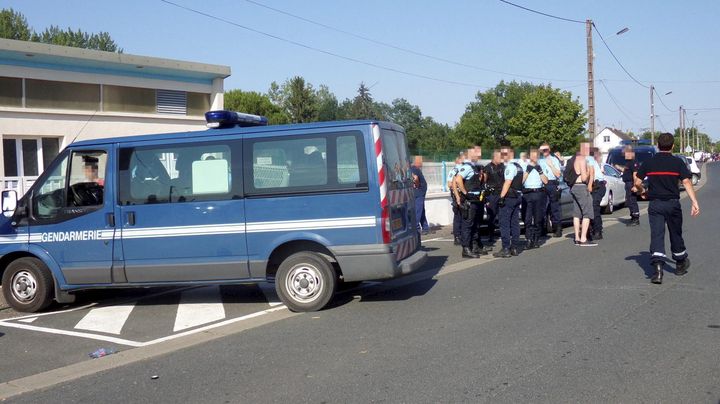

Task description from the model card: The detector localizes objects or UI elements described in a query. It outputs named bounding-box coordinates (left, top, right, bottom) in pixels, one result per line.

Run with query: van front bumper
left=330, top=244, right=428, bottom=282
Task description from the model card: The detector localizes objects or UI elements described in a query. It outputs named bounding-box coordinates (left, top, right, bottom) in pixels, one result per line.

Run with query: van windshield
left=607, top=148, right=655, bottom=166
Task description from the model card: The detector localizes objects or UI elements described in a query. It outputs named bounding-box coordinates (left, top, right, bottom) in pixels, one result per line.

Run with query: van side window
left=119, top=142, right=236, bottom=205
left=31, top=150, right=106, bottom=222
left=245, top=131, right=367, bottom=196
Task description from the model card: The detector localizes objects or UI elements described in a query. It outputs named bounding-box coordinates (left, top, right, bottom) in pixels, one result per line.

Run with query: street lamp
left=616, top=27, right=630, bottom=35
left=665, top=91, right=672, bottom=96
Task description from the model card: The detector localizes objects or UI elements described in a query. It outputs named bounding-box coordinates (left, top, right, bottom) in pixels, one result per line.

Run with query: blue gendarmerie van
left=0, top=111, right=426, bottom=313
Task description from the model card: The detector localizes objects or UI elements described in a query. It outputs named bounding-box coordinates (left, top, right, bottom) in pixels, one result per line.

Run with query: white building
left=594, top=127, right=632, bottom=155
left=0, top=38, right=230, bottom=194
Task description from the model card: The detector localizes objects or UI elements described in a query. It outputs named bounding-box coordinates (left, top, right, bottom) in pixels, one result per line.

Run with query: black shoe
left=526, top=239, right=538, bottom=249
left=627, top=217, right=640, bottom=226
left=453, top=237, right=461, bottom=245
left=651, top=262, right=664, bottom=284
left=462, top=247, right=480, bottom=258
left=510, top=246, right=519, bottom=256
left=593, top=232, right=603, bottom=240
left=493, top=248, right=511, bottom=258
left=472, top=245, right=489, bottom=256
left=675, top=258, right=690, bottom=276
left=578, top=240, right=598, bottom=247
left=553, top=224, right=563, bottom=238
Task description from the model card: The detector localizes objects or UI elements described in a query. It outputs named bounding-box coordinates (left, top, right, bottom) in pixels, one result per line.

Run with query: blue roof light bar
left=205, top=110, right=269, bottom=129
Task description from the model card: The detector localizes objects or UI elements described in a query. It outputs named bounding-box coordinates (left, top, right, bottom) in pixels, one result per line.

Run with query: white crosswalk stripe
left=173, top=285, right=226, bottom=332
left=74, top=304, right=136, bottom=334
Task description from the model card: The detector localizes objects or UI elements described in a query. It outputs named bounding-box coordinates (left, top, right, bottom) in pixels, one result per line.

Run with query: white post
left=210, top=78, right=224, bottom=110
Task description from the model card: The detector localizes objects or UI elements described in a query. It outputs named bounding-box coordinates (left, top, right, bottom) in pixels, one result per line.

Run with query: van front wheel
left=276, top=252, right=336, bottom=312
left=2, top=257, right=54, bottom=313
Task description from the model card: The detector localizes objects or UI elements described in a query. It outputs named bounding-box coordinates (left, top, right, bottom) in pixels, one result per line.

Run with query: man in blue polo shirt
left=523, top=149, right=548, bottom=249
left=493, top=146, right=524, bottom=258
left=538, top=143, right=563, bottom=237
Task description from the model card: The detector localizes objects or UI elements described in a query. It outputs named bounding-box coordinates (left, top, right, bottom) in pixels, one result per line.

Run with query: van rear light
left=381, top=205, right=392, bottom=244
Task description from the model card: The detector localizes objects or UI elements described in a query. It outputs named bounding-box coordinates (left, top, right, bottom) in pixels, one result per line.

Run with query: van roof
left=71, top=120, right=405, bottom=147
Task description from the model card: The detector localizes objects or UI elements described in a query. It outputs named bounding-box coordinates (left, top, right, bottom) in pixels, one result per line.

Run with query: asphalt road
left=1, top=163, right=718, bottom=403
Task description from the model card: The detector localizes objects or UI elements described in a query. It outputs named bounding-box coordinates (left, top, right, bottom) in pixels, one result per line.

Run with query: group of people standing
left=446, top=134, right=700, bottom=283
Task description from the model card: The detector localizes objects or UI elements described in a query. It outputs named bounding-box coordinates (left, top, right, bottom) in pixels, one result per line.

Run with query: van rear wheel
left=275, top=252, right=336, bottom=312
left=2, top=257, right=54, bottom=313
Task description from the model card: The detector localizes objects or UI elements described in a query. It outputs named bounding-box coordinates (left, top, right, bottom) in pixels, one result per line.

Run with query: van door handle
left=107, top=213, right=115, bottom=227
left=127, top=212, right=135, bottom=226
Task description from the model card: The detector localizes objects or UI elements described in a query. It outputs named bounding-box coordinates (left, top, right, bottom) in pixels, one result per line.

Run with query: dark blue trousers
left=460, top=203, right=483, bottom=248
left=523, top=190, right=546, bottom=240
left=485, top=194, right=500, bottom=238
left=591, top=182, right=606, bottom=234
left=500, top=196, right=521, bottom=249
left=415, top=196, right=429, bottom=232
left=625, top=181, right=639, bottom=218
left=648, top=199, right=688, bottom=264
left=545, top=181, right=561, bottom=226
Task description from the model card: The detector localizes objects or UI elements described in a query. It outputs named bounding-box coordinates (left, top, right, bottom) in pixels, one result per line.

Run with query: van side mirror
left=1, top=190, right=18, bottom=216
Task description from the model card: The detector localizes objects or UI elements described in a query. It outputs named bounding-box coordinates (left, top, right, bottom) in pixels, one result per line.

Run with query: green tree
left=268, top=76, right=318, bottom=123
left=507, top=86, right=586, bottom=153
left=385, top=98, right=423, bottom=148
left=31, top=25, right=121, bottom=52
left=223, top=89, right=290, bottom=125
left=455, top=81, right=540, bottom=149
left=315, top=85, right=339, bottom=122
left=348, top=82, right=385, bottom=120
left=0, top=8, right=31, bottom=40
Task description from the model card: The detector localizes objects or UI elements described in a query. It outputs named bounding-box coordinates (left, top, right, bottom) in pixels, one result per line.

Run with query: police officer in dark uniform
left=483, top=150, right=505, bottom=244
left=616, top=145, right=641, bottom=226
left=522, top=149, right=548, bottom=249
left=588, top=147, right=606, bottom=239
left=538, top=143, right=563, bottom=237
left=634, top=133, right=700, bottom=284
left=493, top=146, right=524, bottom=258
left=454, top=146, right=488, bottom=258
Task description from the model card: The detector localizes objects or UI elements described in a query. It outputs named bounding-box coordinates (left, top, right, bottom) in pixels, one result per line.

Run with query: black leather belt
left=523, top=188, right=543, bottom=193
left=546, top=180, right=559, bottom=185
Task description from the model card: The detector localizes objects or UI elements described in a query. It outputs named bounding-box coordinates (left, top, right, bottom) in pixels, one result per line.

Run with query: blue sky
left=5, top=0, right=720, bottom=141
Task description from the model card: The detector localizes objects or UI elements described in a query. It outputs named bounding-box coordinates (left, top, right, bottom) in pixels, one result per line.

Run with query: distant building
left=594, top=127, right=632, bottom=155
left=0, top=38, right=230, bottom=193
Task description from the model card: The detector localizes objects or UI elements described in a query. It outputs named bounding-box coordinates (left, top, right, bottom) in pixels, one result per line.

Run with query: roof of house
left=0, top=38, right=230, bottom=84
left=599, top=127, right=632, bottom=141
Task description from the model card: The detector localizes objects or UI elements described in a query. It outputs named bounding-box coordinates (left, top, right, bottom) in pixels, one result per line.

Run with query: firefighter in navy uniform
left=454, top=147, right=488, bottom=258
left=483, top=150, right=505, bottom=244
left=616, top=145, right=641, bottom=226
left=494, top=146, right=524, bottom=258
left=634, top=133, right=700, bottom=284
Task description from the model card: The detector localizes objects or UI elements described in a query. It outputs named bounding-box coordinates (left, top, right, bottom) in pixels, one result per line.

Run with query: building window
left=0, top=77, right=23, bottom=107
left=2, top=137, right=61, bottom=177
left=103, top=85, right=156, bottom=113
left=187, top=92, right=211, bottom=116
left=603, top=136, right=610, bottom=143
left=25, top=79, right=100, bottom=110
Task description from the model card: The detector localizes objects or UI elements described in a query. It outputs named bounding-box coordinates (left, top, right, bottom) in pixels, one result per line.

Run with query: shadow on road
left=624, top=251, right=657, bottom=280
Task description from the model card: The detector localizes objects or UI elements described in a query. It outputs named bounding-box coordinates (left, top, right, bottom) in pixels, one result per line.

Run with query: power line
left=497, top=0, right=585, bottom=24
left=159, top=0, right=490, bottom=89
left=592, top=22, right=649, bottom=89
left=243, top=0, right=585, bottom=82
left=652, top=87, right=675, bottom=113
left=598, top=79, right=640, bottom=125
left=655, top=115, right=668, bottom=131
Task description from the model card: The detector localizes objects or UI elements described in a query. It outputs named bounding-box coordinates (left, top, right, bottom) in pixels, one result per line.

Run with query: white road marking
left=75, top=304, right=135, bottom=335
left=173, top=285, right=226, bottom=332
left=258, top=283, right=283, bottom=307
left=0, top=321, right=144, bottom=347
left=422, top=237, right=453, bottom=243
left=18, top=317, right=38, bottom=323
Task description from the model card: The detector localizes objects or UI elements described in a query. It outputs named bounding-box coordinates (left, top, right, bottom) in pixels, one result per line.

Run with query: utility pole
left=650, top=84, right=655, bottom=144
left=586, top=19, right=596, bottom=141
left=679, top=106, right=684, bottom=152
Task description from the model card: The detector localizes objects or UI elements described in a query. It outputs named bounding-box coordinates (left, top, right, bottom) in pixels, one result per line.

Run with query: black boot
left=651, top=262, right=664, bottom=284
left=462, top=247, right=480, bottom=258
left=510, top=246, right=520, bottom=256
left=676, top=258, right=690, bottom=276
left=526, top=238, right=538, bottom=249
left=472, top=242, right=488, bottom=256
left=627, top=216, right=640, bottom=226
left=553, top=224, right=562, bottom=238
left=493, top=248, right=511, bottom=258
left=453, top=236, right=461, bottom=245
left=593, top=232, right=603, bottom=240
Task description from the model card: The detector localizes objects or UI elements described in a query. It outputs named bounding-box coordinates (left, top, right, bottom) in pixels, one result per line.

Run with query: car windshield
left=607, top=148, right=654, bottom=166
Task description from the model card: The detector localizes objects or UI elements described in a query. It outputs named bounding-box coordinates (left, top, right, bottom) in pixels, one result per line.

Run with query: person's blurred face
left=500, top=148, right=514, bottom=162
left=624, top=148, right=635, bottom=159
left=472, top=146, right=482, bottom=161
left=539, top=145, right=551, bottom=157
left=529, top=149, right=539, bottom=163
left=492, top=151, right=502, bottom=164
left=84, top=165, right=98, bottom=180
left=580, top=142, right=590, bottom=156
left=519, top=152, right=527, bottom=161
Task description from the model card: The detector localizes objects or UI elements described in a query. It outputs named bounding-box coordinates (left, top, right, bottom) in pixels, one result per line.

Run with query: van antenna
left=69, top=110, right=98, bottom=145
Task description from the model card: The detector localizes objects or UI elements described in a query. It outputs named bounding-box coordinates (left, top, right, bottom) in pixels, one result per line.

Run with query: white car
left=599, top=164, right=627, bottom=214
left=675, top=154, right=701, bottom=185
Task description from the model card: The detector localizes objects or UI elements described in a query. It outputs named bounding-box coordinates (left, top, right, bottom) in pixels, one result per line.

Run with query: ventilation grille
left=156, top=90, right=187, bottom=115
